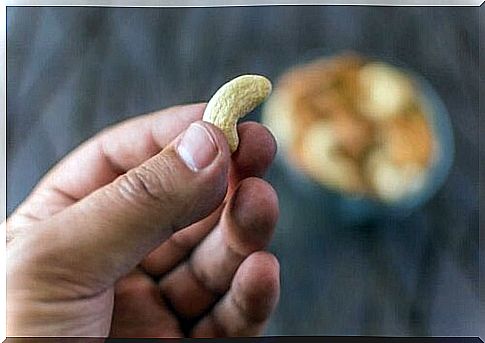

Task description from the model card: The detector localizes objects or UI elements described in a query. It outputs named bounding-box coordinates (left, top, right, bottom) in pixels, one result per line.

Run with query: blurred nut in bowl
left=358, top=62, right=415, bottom=120
left=365, top=150, right=426, bottom=202
left=383, top=112, right=433, bottom=167
left=262, top=52, right=439, bottom=204
left=300, top=121, right=366, bottom=194
left=332, top=109, right=374, bottom=160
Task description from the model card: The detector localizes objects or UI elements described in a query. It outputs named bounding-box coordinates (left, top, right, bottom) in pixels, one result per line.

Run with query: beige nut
left=203, top=74, right=272, bottom=152
left=299, top=121, right=365, bottom=194
left=366, top=150, right=426, bottom=202
left=358, top=62, right=415, bottom=120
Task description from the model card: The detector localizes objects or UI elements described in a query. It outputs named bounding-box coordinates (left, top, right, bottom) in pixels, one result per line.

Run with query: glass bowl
left=262, top=51, right=455, bottom=227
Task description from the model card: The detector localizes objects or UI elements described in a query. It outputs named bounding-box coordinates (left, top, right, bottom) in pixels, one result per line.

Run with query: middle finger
left=158, top=177, right=278, bottom=319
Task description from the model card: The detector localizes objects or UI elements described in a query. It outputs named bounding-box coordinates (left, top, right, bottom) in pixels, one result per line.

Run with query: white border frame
left=3, top=0, right=485, bottom=6
left=1, top=2, right=482, bottom=341
left=1, top=3, right=6, bottom=341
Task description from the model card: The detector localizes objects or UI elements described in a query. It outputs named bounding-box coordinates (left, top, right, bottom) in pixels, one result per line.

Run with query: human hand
left=6, top=103, right=280, bottom=337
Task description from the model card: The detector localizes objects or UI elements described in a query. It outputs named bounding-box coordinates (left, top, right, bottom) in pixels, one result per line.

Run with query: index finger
left=12, top=103, right=206, bottom=222
left=12, top=103, right=278, bottom=227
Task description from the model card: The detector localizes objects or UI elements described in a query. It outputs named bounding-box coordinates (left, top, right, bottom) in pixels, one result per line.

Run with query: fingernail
left=177, top=123, right=218, bottom=171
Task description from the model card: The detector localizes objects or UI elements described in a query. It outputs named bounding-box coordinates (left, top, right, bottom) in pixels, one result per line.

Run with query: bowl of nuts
left=262, top=52, right=454, bottom=225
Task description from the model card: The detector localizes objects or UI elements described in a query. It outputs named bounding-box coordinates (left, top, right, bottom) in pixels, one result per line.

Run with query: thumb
left=27, top=121, right=230, bottom=290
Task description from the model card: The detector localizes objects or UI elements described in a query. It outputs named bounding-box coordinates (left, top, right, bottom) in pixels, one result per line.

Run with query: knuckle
left=114, top=161, right=178, bottom=208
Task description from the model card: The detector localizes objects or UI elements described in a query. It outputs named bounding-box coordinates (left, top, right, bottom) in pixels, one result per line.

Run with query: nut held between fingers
left=203, top=74, right=273, bottom=153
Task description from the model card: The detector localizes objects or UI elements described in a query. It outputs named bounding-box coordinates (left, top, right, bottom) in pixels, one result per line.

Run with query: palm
left=111, top=270, right=182, bottom=337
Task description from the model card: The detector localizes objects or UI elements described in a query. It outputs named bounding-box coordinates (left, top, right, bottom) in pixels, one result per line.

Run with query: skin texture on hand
left=6, top=103, right=280, bottom=338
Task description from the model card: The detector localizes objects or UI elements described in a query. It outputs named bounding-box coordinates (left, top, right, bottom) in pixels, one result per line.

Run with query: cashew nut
left=299, top=121, right=365, bottom=194
left=203, top=74, right=272, bottom=152
left=358, top=62, right=415, bottom=120
left=365, top=150, right=426, bottom=202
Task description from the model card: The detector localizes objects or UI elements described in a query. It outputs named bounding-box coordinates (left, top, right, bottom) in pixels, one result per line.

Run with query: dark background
left=6, top=6, right=481, bottom=336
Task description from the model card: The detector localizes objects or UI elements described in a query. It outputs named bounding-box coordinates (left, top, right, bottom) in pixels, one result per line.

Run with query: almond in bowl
left=262, top=53, right=438, bottom=204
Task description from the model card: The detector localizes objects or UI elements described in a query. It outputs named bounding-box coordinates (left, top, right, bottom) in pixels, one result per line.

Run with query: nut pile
left=263, top=53, right=435, bottom=202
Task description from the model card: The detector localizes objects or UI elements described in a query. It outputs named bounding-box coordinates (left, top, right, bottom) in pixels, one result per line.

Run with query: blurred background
left=7, top=6, right=481, bottom=336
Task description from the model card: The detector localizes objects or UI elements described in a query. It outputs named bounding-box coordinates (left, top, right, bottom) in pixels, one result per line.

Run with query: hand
left=6, top=103, right=280, bottom=337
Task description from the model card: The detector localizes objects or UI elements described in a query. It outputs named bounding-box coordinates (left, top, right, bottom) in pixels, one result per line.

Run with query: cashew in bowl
left=299, top=121, right=366, bottom=194
left=358, top=62, right=415, bottom=121
left=365, top=150, right=426, bottom=202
